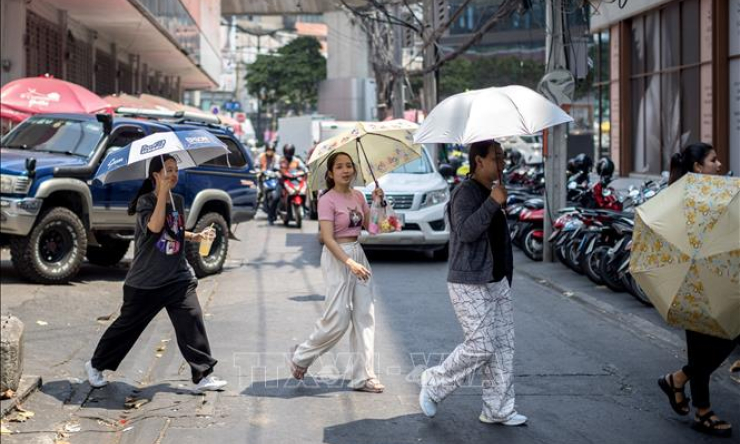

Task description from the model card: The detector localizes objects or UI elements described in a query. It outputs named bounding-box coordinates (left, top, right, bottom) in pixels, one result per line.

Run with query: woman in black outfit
left=85, top=155, right=227, bottom=394
left=657, top=143, right=737, bottom=438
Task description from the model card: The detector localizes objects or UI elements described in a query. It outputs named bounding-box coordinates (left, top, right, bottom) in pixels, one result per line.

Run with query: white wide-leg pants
left=293, top=242, right=377, bottom=388
left=425, top=280, right=516, bottom=420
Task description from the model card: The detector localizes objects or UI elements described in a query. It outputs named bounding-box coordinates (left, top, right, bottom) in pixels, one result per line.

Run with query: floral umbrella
left=306, top=120, right=423, bottom=192
left=629, top=173, right=740, bottom=339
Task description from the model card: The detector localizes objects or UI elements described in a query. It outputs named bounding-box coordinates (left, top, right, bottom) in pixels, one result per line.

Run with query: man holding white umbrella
left=416, top=85, right=573, bottom=425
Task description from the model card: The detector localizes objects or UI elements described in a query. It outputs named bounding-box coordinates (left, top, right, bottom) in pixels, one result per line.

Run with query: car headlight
left=0, top=175, right=32, bottom=195
left=1, top=175, right=15, bottom=194
left=422, top=188, right=449, bottom=208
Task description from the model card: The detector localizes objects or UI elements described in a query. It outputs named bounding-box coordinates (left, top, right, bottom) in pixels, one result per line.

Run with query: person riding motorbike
left=267, top=144, right=306, bottom=225
left=257, top=144, right=277, bottom=172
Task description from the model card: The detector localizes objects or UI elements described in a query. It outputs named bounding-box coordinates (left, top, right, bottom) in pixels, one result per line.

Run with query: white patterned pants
left=292, top=242, right=377, bottom=388
left=425, top=280, right=516, bottom=420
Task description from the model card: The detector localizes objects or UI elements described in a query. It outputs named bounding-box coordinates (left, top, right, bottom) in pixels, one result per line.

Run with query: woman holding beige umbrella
left=657, top=142, right=737, bottom=438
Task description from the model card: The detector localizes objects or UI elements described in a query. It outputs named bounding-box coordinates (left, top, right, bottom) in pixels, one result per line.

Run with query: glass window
left=1, top=117, right=104, bottom=158
left=390, top=149, right=432, bottom=174
left=681, top=0, right=700, bottom=65
left=680, top=67, right=701, bottom=146
left=661, top=4, right=680, bottom=68
left=203, top=138, right=247, bottom=168
left=631, top=17, right=645, bottom=76
left=646, top=12, right=660, bottom=73
left=661, top=72, right=682, bottom=165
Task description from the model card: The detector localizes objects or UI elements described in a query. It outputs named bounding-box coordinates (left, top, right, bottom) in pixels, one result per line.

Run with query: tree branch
left=408, top=0, right=521, bottom=76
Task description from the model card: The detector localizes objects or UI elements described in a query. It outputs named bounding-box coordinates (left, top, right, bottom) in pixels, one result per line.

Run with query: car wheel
left=86, top=234, right=130, bottom=266
left=10, top=207, right=87, bottom=284
left=186, top=212, right=229, bottom=278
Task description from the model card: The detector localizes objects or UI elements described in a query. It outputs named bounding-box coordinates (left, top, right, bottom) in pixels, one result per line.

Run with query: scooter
left=277, top=169, right=307, bottom=229
left=257, top=169, right=279, bottom=216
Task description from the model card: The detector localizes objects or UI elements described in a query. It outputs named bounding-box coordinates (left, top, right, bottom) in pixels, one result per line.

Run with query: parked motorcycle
left=277, top=169, right=308, bottom=228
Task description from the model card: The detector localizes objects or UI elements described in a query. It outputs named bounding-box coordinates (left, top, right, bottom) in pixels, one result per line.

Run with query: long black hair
left=127, top=154, right=176, bottom=215
left=668, top=143, right=714, bottom=185
left=324, top=151, right=356, bottom=191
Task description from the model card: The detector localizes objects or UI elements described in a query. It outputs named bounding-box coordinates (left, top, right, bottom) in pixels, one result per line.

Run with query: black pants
left=267, top=183, right=282, bottom=223
left=91, top=280, right=217, bottom=383
left=682, top=330, right=738, bottom=409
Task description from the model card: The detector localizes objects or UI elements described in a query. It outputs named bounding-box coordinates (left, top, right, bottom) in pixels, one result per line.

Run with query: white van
left=356, top=146, right=450, bottom=260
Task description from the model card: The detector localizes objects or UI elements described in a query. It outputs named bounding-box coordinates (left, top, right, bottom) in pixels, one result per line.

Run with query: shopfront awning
left=51, top=0, right=217, bottom=89
left=221, top=0, right=366, bottom=15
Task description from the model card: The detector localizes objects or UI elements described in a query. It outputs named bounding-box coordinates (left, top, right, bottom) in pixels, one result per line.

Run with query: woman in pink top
left=289, top=151, right=385, bottom=393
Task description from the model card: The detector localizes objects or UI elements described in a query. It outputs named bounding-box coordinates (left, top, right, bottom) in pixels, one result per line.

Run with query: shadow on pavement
left=242, top=377, right=353, bottom=399
left=42, top=379, right=197, bottom=410
left=322, top=413, right=528, bottom=444
left=0, top=259, right=129, bottom=285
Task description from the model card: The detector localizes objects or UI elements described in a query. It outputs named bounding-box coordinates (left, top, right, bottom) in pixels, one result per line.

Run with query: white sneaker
left=418, top=370, right=438, bottom=418
left=85, top=361, right=108, bottom=388
left=479, top=412, right=528, bottom=426
left=194, top=375, right=228, bottom=393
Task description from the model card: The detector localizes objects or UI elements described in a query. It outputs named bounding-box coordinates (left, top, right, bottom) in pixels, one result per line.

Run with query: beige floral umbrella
left=306, top=120, right=423, bottom=192
left=630, top=173, right=740, bottom=339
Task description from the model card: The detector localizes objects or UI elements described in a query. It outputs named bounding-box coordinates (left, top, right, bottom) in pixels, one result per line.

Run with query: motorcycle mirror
left=568, top=181, right=577, bottom=190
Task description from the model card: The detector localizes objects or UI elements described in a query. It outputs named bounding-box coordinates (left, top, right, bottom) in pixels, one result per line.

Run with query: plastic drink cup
left=199, top=226, right=215, bottom=256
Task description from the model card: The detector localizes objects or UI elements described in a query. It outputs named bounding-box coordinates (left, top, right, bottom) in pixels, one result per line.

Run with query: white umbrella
left=413, top=85, right=574, bottom=145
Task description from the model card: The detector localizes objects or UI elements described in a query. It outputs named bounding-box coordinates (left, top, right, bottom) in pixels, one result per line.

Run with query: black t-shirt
left=124, top=192, right=195, bottom=289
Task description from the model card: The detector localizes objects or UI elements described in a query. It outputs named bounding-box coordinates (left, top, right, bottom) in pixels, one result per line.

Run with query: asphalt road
left=1, top=216, right=738, bottom=444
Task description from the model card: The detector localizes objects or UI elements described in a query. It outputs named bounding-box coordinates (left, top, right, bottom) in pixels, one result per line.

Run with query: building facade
left=591, top=0, right=739, bottom=176
left=0, top=0, right=222, bottom=100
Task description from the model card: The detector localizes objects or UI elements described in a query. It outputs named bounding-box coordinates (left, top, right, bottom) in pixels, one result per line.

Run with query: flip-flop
left=354, top=378, right=385, bottom=393
left=658, top=373, right=690, bottom=416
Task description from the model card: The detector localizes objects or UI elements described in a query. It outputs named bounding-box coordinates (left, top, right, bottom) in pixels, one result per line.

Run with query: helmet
left=596, top=157, right=615, bottom=178
left=567, top=154, right=593, bottom=174
left=283, top=144, right=296, bottom=159
left=507, top=149, right=523, bottom=165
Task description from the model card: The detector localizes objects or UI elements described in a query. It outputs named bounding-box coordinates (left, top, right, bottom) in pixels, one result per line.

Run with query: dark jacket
left=447, top=178, right=513, bottom=285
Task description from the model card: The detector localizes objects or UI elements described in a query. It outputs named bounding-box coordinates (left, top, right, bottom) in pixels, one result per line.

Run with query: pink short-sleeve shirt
left=318, top=189, right=370, bottom=238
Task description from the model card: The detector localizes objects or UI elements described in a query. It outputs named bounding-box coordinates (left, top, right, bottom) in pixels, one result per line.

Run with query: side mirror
left=438, top=163, right=455, bottom=178
left=96, top=113, right=113, bottom=135
left=25, top=157, right=37, bottom=179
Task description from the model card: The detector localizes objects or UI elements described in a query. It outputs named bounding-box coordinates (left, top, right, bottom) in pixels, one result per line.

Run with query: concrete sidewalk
left=1, top=220, right=738, bottom=443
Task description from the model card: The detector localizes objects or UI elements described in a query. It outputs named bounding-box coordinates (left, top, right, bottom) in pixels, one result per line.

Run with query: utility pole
left=543, top=0, right=568, bottom=262
left=423, top=0, right=439, bottom=160
left=392, top=4, right=404, bottom=119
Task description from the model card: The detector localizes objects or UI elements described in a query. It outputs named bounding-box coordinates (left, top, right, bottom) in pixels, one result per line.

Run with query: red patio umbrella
left=1, top=75, right=110, bottom=117
left=0, top=102, right=31, bottom=123
left=103, top=93, right=155, bottom=111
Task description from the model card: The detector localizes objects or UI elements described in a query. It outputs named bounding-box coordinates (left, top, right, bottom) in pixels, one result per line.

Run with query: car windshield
left=390, top=151, right=433, bottom=174
left=0, top=116, right=104, bottom=157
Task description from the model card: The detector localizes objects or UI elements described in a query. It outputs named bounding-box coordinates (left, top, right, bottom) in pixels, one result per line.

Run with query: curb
left=0, top=375, right=42, bottom=418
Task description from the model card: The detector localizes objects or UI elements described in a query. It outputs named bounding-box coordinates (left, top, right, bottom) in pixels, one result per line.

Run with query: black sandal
left=658, top=374, right=690, bottom=416
left=692, top=411, right=733, bottom=438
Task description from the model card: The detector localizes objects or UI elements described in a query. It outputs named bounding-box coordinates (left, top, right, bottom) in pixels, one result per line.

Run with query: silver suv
left=356, top=147, right=450, bottom=260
